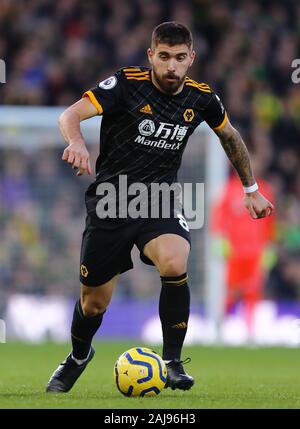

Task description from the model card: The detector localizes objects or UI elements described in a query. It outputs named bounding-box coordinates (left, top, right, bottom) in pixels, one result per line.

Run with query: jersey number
left=177, top=214, right=189, bottom=232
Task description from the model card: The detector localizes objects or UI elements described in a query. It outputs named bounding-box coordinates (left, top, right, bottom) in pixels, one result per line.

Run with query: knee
left=81, top=298, right=108, bottom=318
left=158, top=254, right=188, bottom=277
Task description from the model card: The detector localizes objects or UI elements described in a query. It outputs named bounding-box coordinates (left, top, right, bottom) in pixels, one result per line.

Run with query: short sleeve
left=202, top=93, right=228, bottom=130
left=82, top=70, right=125, bottom=115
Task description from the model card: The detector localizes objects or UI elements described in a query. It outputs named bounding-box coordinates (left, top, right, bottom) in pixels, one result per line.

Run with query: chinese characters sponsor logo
left=136, top=120, right=189, bottom=150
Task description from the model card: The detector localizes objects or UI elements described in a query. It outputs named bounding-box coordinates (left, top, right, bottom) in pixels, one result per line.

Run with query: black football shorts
left=79, top=213, right=191, bottom=287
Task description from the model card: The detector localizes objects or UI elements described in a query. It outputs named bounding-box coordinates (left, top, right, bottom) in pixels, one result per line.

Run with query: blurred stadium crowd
left=1, top=0, right=300, bottom=303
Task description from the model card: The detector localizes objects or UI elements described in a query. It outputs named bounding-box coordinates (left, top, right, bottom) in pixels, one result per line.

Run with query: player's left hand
left=243, top=190, right=274, bottom=219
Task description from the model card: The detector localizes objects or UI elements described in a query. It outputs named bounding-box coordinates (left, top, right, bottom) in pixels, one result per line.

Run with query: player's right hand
left=62, top=141, right=92, bottom=176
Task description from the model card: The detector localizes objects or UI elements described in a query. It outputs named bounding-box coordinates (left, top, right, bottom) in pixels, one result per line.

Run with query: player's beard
left=152, top=69, right=185, bottom=95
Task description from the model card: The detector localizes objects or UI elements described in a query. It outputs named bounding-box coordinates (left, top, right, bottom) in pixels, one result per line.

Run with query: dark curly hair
left=151, top=21, right=193, bottom=50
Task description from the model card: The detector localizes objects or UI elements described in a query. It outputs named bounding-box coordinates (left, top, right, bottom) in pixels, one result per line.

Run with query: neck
left=150, top=71, right=185, bottom=95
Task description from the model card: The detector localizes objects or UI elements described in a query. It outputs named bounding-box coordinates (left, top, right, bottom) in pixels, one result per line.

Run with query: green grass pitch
left=0, top=341, right=300, bottom=408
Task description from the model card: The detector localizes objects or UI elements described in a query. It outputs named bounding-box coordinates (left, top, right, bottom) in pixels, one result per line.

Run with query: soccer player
left=46, top=22, right=274, bottom=393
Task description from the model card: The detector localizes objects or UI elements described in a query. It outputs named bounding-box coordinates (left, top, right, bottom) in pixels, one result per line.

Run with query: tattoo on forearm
left=216, top=128, right=255, bottom=187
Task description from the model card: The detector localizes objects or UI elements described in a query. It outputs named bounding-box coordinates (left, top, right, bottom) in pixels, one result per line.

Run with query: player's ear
left=147, top=48, right=153, bottom=64
left=189, top=50, right=196, bottom=67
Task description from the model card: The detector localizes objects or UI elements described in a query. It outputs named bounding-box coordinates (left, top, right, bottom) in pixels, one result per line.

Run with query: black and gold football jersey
left=83, top=66, right=227, bottom=209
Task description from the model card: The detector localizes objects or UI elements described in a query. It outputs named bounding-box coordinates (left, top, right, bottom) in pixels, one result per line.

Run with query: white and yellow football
left=113, top=347, right=167, bottom=397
